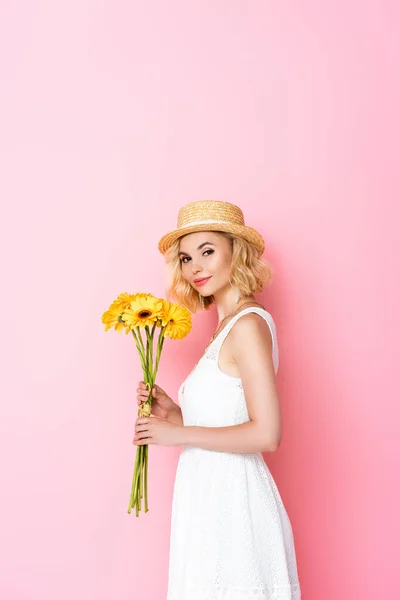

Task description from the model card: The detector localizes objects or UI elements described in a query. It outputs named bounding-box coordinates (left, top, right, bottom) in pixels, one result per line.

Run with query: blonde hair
left=163, top=231, right=274, bottom=313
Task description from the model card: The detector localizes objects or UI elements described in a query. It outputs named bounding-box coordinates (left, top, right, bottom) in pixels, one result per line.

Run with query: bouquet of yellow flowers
left=101, top=292, right=192, bottom=516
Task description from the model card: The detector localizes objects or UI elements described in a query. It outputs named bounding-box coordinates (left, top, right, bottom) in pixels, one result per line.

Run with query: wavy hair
left=163, top=231, right=274, bottom=313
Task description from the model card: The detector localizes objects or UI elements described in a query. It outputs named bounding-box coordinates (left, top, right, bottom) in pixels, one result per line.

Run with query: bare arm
left=180, top=314, right=282, bottom=453
left=168, top=403, right=184, bottom=426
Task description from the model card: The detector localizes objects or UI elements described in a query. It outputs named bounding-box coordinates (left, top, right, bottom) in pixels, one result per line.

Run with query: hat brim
left=158, top=222, right=265, bottom=256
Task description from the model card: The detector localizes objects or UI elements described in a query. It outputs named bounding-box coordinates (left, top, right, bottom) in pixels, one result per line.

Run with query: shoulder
left=229, top=311, right=273, bottom=349
left=228, top=312, right=276, bottom=374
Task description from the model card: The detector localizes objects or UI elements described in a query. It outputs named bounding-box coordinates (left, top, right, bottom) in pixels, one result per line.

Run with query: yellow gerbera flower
left=115, top=292, right=137, bottom=310
left=122, top=294, right=163, bottom=329
left=160, top=301, right=192, bottom=340
left=158, top=299, right=172, bottom=327
left=101, top=301, right=130, bottom=334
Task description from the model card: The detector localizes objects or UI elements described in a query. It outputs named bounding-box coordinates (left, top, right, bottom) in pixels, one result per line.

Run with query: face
left=178, top=231, right=233, bottom=296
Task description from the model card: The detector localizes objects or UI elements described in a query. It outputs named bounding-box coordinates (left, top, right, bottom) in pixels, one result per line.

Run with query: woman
left=134, top=200, right=301, bottom=599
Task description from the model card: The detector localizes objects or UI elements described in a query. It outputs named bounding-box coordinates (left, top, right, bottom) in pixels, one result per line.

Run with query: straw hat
left=158, top=200, right=265, bottom=256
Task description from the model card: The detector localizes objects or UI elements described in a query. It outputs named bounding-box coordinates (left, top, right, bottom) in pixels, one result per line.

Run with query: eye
left=180, top=249, right=214, bottom=264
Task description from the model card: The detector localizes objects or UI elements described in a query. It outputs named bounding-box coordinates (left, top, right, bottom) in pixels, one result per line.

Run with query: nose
left=191, top=260, right=202, bottom=274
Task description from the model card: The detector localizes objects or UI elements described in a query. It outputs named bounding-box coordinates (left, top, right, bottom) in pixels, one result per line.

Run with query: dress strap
left=211, top=307, right=279, bottom=373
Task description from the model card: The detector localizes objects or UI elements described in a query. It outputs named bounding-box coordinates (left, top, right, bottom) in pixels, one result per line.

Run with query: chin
left=200, top=284, right=216, bottom=296
left=198, top=291, right=210, bottom=300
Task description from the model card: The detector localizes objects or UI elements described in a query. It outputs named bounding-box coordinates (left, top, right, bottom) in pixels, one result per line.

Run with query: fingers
left=137, top=381, right=150, bottom=405
left=137, top=382, right=158, bottom=395
left=134, top=421, right=149, bottom=434
left=133, top=418, right=151, bottom=444
left=137, top=382, right=160, bottom=406
left=134, top=437, right=150, bottom=445
left=137, top=381, right=149, bottom=393
left=143, top=381, right=159, bottom=393
left=135, top=417, right=150, bottom=430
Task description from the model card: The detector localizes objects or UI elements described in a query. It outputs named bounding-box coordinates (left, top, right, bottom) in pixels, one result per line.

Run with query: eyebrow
left=178, top=242, right=215, bottom=257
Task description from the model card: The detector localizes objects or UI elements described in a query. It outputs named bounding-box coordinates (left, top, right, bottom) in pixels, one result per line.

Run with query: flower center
left=139, top=310, right=151, bottom=318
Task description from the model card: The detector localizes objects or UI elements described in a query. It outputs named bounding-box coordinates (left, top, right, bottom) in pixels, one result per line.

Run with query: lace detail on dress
left=204, top=343, right=218, bottom=362
left=168, top=582, right=301, bottom=600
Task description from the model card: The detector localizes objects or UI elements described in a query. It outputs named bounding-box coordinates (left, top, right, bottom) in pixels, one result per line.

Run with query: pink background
left=1, top=1, right=399, bottom=598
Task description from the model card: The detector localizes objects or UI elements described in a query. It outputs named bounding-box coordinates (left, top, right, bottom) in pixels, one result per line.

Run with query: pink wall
left=1, top=1, right=399, bottom=598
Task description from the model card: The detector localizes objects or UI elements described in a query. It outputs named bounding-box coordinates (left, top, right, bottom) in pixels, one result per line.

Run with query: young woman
left=134, top=200, right=301, bottom=599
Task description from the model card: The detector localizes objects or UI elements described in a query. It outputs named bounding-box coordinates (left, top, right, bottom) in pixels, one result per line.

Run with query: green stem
left=130, top=322, right=161, bottom=516
left=150, top=322, right=157, bottom=379
left=131, top=329, right=146, bottom=370
left=136, top=327, right=146, bottom=358
left=144, top=327, right=149, bottom=373
left=144, top=444, right=149, bottom=512
left=134, top=453, right=142, bottom=504
left=139, top=446, right=144, bottom=500
left=135, top=446, right=143, bottom=515
left=154, top=326, right=165, bottom=377
left=134, top=327, right=153, bottom=413
left=145, top=326, right=152, bottom=370
left=128, top=445, right=141, bottom=514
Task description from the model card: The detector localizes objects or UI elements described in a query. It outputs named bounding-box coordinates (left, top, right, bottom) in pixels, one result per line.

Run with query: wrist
left=168, top=403, right=183, bottom=425
left=179, top=424, right=192, bottom=446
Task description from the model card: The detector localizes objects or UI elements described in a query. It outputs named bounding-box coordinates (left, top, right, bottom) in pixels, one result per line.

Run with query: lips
left=193, top=276, right=212, bottom=286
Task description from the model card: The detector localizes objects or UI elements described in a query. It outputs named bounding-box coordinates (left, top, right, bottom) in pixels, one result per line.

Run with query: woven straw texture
left=158, top=200, right=265, bottom=256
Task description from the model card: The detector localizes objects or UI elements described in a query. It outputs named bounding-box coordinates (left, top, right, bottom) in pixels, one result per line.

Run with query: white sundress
left=167, top=307, right=301, bottom=600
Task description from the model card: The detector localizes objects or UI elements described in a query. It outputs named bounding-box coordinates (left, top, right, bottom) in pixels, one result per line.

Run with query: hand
left=136, top=381, right=177, bottom=419
left=133, top=415, right=185, bottom=447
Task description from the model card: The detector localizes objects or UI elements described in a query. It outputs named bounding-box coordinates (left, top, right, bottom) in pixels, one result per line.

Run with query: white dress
left=167, top=307, right=301, bottom=600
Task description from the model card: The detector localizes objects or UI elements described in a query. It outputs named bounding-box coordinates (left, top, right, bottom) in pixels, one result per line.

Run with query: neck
left=212, top=285, right=257, bottom=325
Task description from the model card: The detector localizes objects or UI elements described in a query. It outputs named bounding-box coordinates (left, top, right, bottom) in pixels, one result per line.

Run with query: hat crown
left=158, top=199, right=265, bottom=256
left=177, top=200, right=245, bottom=229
